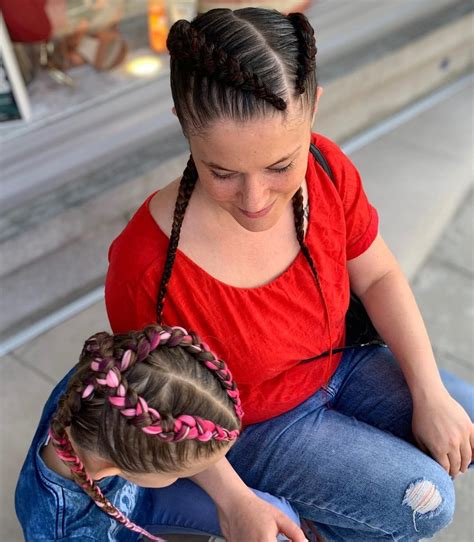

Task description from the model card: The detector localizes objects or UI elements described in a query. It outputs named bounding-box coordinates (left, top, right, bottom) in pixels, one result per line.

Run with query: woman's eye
left=211, top=171, right=235, bottom=180
left=210, top=161, right=294, bottom=179
left=270, top=162, right=294, bottom=174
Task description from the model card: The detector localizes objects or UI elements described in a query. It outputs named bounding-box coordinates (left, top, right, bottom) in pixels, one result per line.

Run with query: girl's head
left=49, top=324, right=242, bottom=541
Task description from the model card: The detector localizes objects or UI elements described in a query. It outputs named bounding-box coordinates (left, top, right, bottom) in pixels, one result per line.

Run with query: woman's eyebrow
left=203, top=145, right=302, bottom=172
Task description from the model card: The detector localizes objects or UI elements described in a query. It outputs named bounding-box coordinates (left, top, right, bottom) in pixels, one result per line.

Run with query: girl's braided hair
left=158, top=8, right=333, bottom=360
left=49, top=324, right=242, bottom=542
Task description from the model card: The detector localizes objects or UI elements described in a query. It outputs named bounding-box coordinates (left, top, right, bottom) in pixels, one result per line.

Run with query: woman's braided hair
left=49, top=324, right=242, bottom=541
left=158, top=7, right=323, bottom=326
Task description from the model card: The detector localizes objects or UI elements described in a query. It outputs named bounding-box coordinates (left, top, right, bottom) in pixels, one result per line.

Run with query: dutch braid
left=287, top=12, right=317, bottom=94
left=49, top=324, right=241, bottom=541
left=167, top=20, right=287, bottom=111
left=160, top=9, right=332, bottom=371
left=156, top=156, right=198, bottom=322
left=49, top=424, right=165, bottom=541
left=157, top=9, right=317, bottom=321
left=292, top=188, right=333, bottom=371
left=82, top=325, right=243, bottom=436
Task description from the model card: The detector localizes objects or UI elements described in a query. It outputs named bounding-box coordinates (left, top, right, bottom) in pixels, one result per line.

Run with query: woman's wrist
left=409, top=371, right=447, bottom=405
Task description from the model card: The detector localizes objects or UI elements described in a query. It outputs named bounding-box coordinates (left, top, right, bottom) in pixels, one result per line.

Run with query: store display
left=0, top=15, right=32, bottom=121
left=50, top=22, right=127, bottom=71
left=148, top=0, right=168, bottom=53
left=46, top=1, right=128, bottom=72
left=148, top=1, right=198, bottom=53
left=0, top=0, right=52, bottom=42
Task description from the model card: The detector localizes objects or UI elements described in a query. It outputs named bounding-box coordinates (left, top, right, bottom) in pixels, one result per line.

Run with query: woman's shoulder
left=311, top=132, right=352, bottom=170
left=107, top=178, right=180, bottom=286
left=310, top=132, right=362, bottom=191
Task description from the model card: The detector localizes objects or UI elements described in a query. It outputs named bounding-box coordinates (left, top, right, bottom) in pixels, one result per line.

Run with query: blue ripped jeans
left=16, top=346, right=473, bottom=541
left=224, top=345, right=474, bottom=541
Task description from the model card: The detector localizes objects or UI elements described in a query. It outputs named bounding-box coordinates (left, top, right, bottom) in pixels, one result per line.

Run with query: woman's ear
left=312, top=86, right=324, bottom=125
left=172, top=106, right=177, bottom=117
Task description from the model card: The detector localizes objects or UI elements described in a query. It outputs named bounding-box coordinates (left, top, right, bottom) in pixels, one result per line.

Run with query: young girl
left=15, top=324, right=306, bottom=541
left=105, top=7, right=474, bottom=541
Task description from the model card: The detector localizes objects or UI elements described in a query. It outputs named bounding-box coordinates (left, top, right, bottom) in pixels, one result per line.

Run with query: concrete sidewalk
left=1, top=84, right=473, bottom=540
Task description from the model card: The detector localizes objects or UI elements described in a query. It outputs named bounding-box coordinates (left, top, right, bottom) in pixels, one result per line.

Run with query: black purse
left=307, top=143, right=385, bottom=355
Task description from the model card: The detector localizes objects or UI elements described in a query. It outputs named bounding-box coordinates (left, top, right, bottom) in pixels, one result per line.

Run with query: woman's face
left=188, top=98, right=319, bottom=233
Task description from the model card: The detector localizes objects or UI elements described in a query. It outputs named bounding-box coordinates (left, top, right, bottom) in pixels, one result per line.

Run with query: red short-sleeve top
left=105, top=133, right=378, bottom=426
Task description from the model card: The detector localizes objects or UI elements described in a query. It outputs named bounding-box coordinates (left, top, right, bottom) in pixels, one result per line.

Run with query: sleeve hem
left=346, top=206, right=379, bottom=260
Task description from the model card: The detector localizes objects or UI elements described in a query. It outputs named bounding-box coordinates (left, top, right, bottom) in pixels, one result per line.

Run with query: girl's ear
left=66, top=427, right=121, bottom=481
left=94, top=465, right=122, bottom=481
left=172, top=106, right=177, bottom=117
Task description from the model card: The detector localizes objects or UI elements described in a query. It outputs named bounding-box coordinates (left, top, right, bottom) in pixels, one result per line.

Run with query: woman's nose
left=240, top=177, right=269, bottom=211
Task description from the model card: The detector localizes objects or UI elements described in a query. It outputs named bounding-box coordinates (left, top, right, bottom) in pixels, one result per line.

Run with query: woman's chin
left=232, top=213, right=280, bottom=233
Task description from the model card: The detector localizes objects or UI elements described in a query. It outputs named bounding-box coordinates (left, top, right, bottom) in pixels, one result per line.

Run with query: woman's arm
left=348, top=233, right=473, bottom=476
left=190, top=456, right=307, bottom=542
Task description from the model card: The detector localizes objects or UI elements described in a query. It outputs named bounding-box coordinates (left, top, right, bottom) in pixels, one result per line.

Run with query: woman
left=105, top=7, right=474, bottom=541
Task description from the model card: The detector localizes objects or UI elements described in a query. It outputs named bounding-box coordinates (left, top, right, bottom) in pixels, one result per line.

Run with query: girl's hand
left=216, top=490, right=308, bottom=542
left=412, top=386, right=474, bottom=477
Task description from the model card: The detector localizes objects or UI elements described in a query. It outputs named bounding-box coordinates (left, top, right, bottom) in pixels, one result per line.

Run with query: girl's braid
left=49, top=388, right=166, bottom=541
left=287, top=12, right=317, bottom=95
left=156, top=155, right=198, bottom=322
left=49, top=324, right=242, bottom=542
left=82, top=325, right=242, bottom=441
left=167, top=20, right=287, bottom=111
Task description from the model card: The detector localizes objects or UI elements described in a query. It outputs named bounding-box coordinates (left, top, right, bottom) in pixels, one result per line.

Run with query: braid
left=49, top=324, right=242, bottom=541
left=85, top=325, right=243, bottom=439
left=50, top=393, right=166, bottom=541
left=292, top=187, right=316, bottom=271
left=287, top=12, right=317, bottom=94
left=292, top=188, right=333, bottom=376
left=167, top=20, right=287, bottom=111
left=156, top=155, right=198, bottom=323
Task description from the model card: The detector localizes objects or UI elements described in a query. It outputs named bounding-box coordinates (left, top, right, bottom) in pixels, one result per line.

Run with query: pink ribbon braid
left=83, top=326, right=242, bottom=442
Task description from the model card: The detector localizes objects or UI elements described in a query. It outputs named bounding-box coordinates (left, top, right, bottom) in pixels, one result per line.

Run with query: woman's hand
left=412, top=386, right=474, bottom=477
left=216, top=489, right=308, bottom=542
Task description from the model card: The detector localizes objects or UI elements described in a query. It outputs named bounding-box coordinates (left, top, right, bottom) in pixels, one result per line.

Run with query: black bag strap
left=301, top=141, right=386, bottom=360
left=310, top=142, right=334, bottom=184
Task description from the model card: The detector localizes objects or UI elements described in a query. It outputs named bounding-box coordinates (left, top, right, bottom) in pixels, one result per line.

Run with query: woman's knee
left=395, top=472, right=455, bottom=540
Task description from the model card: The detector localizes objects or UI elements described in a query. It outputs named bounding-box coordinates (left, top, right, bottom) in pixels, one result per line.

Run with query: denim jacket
left=15, top=367, right=148, bottom=541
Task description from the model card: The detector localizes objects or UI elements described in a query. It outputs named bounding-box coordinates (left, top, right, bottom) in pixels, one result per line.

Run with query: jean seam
left=143, top=522, right=216, bottom=536
left=36, top=468, right=65, bottom=539
left=289, top=496, right=396, bottom=540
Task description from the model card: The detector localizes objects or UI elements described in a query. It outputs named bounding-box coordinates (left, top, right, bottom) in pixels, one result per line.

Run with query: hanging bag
left=309, top=143, right=386, bottom=351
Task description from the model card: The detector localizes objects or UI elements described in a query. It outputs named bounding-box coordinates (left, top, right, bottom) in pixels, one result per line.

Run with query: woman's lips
left=240, top=201, right=275, bottom=219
